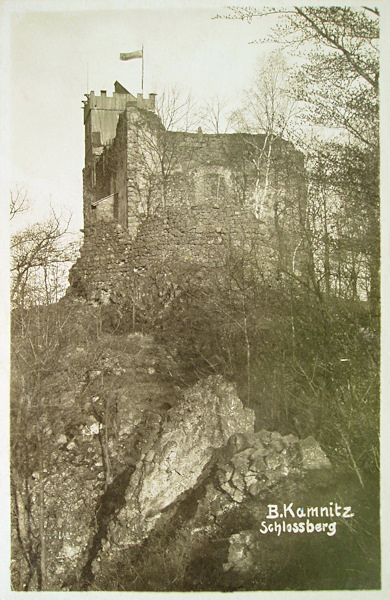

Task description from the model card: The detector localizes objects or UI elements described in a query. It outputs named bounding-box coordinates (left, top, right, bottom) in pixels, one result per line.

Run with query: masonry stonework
left=69, top=82, right=306, bottom=305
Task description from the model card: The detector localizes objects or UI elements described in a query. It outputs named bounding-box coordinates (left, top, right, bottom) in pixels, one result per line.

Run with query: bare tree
left=218, top=5, right=379, bottom=95
left=156, top=87, right=200, bottom=133
left=11, top=209, right=78, bottom=308
left=230, top=51, right=301, bottom=219
left=218, top=6, right=379, bottom=314
left=200, top=95, right=231, bottom=134
left=126, top=88, right=202, bottom=218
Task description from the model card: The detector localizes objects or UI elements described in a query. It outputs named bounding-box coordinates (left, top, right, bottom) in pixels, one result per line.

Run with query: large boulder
left=104, top=375, right=255, bottom=549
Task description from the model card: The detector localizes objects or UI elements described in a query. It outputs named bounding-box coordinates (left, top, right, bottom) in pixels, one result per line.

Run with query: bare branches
left=229, top=51, right=302, bottom=219
left=11, top=208, right=78, bottom=307
left=218, top=6, right=379, bottom=92
left=214, top=6, right=295, bottom=22
left=10, top=187, right=31, bottom=220
left=223, top=6, right=379, bottom=152
left=156, top=87, right=200, bottom=133
left=232, top=51, right=300, bottom=140
left=200, top=96, right=231, bottom=135
left=294, top=7, right=378, bottom=91
left=126, top=89, right=201, bottom=217
left=362, top=7, right=379, bottom=17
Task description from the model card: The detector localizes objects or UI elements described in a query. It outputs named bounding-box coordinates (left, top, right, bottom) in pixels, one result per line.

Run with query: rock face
left=216, top=430, right=302, bottom=504
left=223, top=531, right=259, bottom=574
left=104, top=375, right=255, bottom=548
left=11, top=331, right=184, bottom=591
left=91, top=375, right=333, bottom=588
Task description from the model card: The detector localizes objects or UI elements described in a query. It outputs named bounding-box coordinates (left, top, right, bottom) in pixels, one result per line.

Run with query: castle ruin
left=69, top=82, right=306, bottom=305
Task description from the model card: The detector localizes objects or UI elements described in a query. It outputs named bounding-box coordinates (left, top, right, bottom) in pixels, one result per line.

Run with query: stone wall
left=75, top=91, right=307, bottom=307
left=84, top=100, right=306, bottom=229
left=68, top=222, right=133, bottom=304
left=68, top=194, right=274, bottom=310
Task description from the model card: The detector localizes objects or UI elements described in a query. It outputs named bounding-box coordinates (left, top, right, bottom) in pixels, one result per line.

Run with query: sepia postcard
left=1, top=0, right=389, bottom=597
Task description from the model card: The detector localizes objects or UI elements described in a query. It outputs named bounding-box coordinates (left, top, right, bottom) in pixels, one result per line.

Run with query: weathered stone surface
left=213, top=423, right=320, bottom=510
left=217, top=464, right=234, bottom=484
left=300, top=436, right=332, bottom=470
left=244, top=432, right=266, bottom=449
left=248, top=480, right=267, bottom=496
left=244, top=473, right=258, bottom=487
left=56, top=433, right=67, bottom=446
left=255, top=429, right=272, bottom=444
left=231, top=448, right=254, bottom=472
left=223, top=531, right=258, bottom=573
left=283, top=434, right=300, bottom=446
left=105, top=375, right=255, bottom=547
left=231, top=470, right=246, bottom=492
left=270, top=439, right=284, bottom=453
left=12, top=300, right=337, bottom=591
left=265, top=451, right=282, bottom=470
left=221, top=482, right=245, bottom=504
left=11, top=330, right=186, bottom=591
left=250, top=451, right=267, bottom=473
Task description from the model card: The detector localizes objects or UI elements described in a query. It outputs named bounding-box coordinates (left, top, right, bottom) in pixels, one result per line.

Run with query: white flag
left=120, top=50, right=143, bottom=61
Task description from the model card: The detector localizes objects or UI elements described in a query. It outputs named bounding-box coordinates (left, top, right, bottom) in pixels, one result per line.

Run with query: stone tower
left=82, top=81, right=156, bottom=231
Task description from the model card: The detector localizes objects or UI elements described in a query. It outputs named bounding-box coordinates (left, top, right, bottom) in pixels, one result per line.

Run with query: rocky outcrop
left=102, top=375, right=255, bottom=550
left=11, top=331, right=183, bottom=591
left=11, top=322, right=335, bottom=592
left=90, top=375, right=332, bottom=588
left=216, top=430, right=301, bottom=503
left=300, top=435, right=332, bottom=470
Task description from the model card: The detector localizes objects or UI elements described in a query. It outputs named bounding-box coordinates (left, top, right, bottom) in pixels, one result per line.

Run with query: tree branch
left=294, top=7, right=378, bottom=91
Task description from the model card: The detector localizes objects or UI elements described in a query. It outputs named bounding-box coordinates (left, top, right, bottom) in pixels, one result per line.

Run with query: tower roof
left=114, top=81, right=132, bottom=95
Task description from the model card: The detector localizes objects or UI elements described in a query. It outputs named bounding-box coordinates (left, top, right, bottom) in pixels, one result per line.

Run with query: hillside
left=10, top=301, right=380, bottom=591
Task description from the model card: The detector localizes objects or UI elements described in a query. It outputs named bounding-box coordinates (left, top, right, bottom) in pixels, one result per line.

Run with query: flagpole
left=142, top=45, right=144, bottom=96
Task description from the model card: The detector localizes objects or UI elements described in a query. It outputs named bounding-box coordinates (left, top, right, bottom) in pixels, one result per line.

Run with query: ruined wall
left=84, top=99, right=306, bottom=233
left=68, top=196, right=269, bottom=310
left=84, top=112, right=126, bottom=227
left=68, top=222, right=133, bottom=304
left=122, top=114, right=307, bottom=237
left=74, top=88, right=307, bottom=306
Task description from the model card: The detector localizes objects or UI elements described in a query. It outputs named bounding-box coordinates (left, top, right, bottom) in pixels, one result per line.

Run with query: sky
left=3, top=0, right=387, bottom=234
left=3, top=0, right=283, bottom=234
